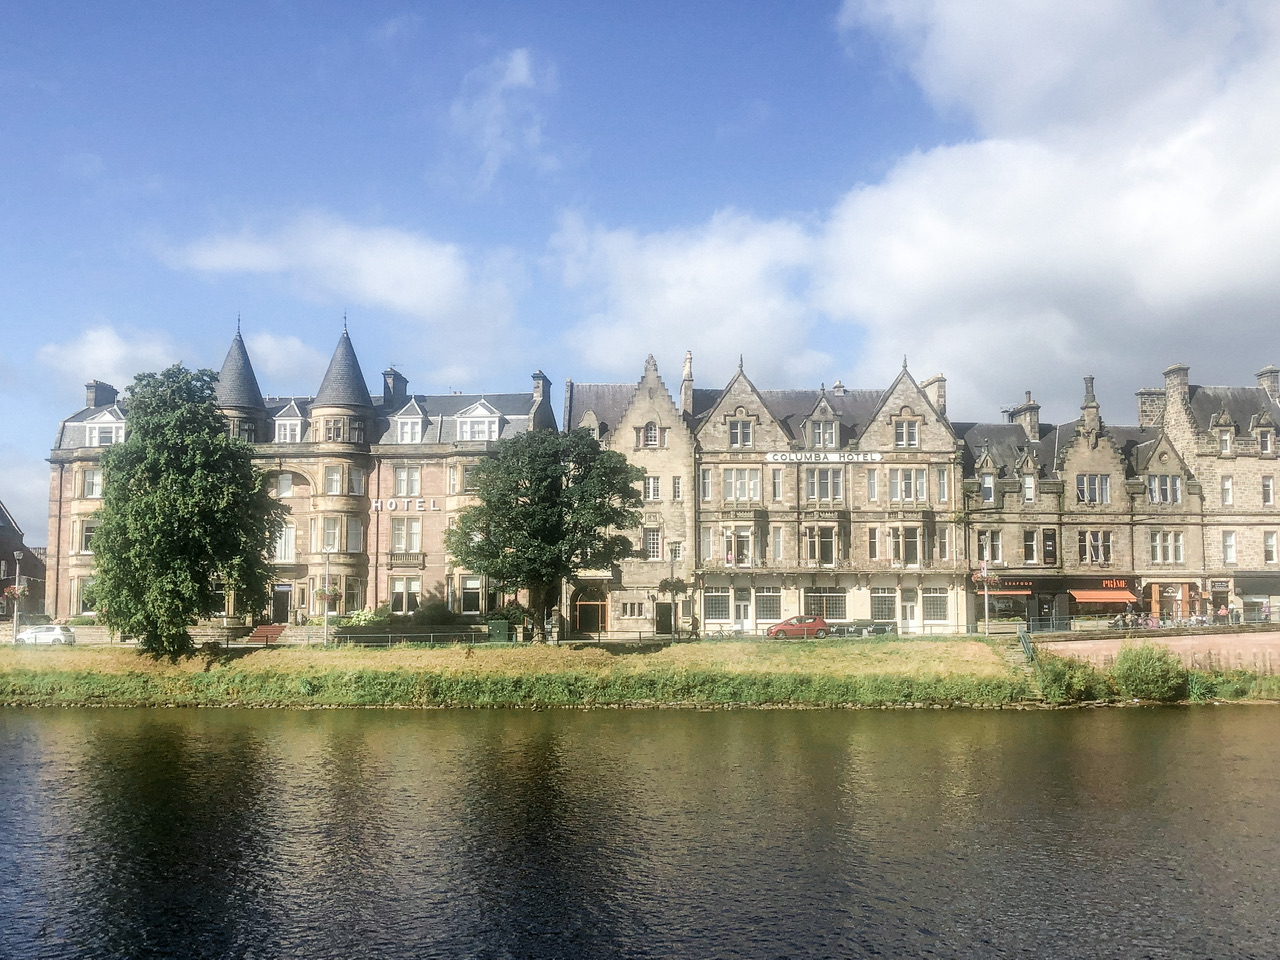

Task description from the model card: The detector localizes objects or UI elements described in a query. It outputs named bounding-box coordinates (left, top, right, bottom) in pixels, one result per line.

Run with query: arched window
left=643, top=422, right=659, bottom=446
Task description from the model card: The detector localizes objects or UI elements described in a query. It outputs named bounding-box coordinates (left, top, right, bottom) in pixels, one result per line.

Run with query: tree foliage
left=91, top=365, right=285, bottom=654
left=443, top=428, right=643, bottom=639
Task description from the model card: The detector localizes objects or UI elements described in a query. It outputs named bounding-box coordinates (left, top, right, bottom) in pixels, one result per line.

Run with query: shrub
left=344, top=604, right=391, bottom=627
left=1037, top=653, right=1109, bottom=703
left=486, top=599, right=531, bottom=628
left=1109, top=643, right=1187, bottom=701
left=409, top=601, right=461, bottom=626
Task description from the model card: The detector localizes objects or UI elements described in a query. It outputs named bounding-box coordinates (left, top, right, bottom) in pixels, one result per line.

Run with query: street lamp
left=322, top=546, right=335, bottom=647
left=12, top=551, right=21, bottom=644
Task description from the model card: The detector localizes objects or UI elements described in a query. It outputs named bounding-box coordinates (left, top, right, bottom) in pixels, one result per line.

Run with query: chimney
left=680, top=351, right=694, bottom=414
left=1163, top=363, right=1190, bottom=400
left=85, top=381, right=117, bottom=408
left=1008, top=390, right=1040, bottom=441
left=382, top=367, right=408, bottom=407
left=1081, top=375, right=1102, bottom=434
left=921, top=374, right=947, bottom=416
left=1257, top=365, right=1280, bottom=401
left=531, top=370, right=550, bottom=404
left=1136, top=387, right=1165, bottom=427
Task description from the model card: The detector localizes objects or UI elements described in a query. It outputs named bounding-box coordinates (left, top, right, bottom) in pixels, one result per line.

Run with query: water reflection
left=1, top=707, right=1278, bottom=959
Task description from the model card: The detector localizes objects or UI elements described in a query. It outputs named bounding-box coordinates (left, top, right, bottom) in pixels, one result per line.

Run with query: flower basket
left=4, top=585, right=29, bottom=601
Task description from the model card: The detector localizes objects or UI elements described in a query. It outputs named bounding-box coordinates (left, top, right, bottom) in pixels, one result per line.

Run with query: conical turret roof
left=215, top=330, right=266, bottom=410
left=315, top=329, right=373, bottom=408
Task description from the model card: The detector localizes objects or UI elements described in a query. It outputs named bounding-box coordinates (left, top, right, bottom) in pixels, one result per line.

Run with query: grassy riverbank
left=0, top=637, right=1036, bottom=708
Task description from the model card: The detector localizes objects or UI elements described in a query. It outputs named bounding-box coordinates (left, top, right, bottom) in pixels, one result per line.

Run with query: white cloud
left=36, top=325, right=179, bottom=404
left=553, top=210, right=823, bottom=388
left=447, top=48, right=559, bottom=192
left=243, top=333, right=329, bottom=397
left=173, top=213, right=524, bottom=391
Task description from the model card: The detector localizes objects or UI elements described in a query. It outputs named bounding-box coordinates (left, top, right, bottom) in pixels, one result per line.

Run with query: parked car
left=765, top=615, right=829, bottom=639
left=14, top=625, right=76, bottom=645
left=831, top=620, right=899, bottom=637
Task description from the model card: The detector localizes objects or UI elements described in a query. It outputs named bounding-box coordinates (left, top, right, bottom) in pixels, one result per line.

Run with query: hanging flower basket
left=314, top=587, right=341, bottom=603
left=4, top=585, right=29, bottom=601
left=970, top=571, right=1001, bottom=589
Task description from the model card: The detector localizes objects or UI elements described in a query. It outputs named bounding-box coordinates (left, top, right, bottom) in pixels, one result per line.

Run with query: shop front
left=1141, top=580, right=1201, bottom=622
left=1233, top=576, right=1280, bottom=623
left=1066, top=577, right=1138, bottom=623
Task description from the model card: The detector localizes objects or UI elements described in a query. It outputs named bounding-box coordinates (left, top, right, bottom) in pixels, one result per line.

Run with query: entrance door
left=900, top=588, right=917, bottom=633
left=272, top=585, right=292, bottom=624
left=734, top=587, right=751, bottom=627
left=656, top=602, right=673, bottom=635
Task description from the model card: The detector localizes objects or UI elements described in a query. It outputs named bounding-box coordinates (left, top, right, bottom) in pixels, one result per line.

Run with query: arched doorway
left=571, top=585, right=608, bottom=634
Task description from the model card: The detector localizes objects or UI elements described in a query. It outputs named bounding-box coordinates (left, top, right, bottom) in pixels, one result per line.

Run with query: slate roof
left=756, top=388, right=885, bottom=443
left=956, top=419, right=1160, bottom=478
left=314, top=330, right=373, bottom=409
left=563, top=382, right=638, bottom=437
left=214, top=331, right=266, bottom=410
left=1187, top=385, right=1280, bottom=433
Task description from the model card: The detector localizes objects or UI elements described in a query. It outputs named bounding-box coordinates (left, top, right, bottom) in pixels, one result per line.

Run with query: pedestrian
left=689, top=614, right=700, bottom=639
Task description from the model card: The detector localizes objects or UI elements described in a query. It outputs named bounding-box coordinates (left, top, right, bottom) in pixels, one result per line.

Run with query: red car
left=765, top=616, right=829, bottom=639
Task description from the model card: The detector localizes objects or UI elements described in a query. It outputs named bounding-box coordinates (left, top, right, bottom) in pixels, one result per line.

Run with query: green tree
left=444, top=428, right=643, bottom=641
left=91, top=365, right=285, bottom=654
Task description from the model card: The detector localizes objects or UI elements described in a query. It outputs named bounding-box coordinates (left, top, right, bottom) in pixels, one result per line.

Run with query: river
left=1, top=707, right=1277, bottom=959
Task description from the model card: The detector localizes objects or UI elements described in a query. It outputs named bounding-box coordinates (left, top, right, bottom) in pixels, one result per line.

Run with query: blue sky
left=3, top=1, right=1279, bottom=543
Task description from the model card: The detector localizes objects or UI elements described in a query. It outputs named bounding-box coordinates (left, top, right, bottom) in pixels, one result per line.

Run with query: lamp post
left=12, top=551, right=22, bottom=643
left=323, top=547, right=333, bottom=647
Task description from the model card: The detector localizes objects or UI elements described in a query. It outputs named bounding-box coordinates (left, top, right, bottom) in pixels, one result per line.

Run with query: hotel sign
left=766, top=451, right=883, bottom=463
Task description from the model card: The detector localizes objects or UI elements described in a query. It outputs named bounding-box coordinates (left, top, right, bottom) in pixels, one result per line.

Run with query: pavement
left=1037, top=630, right=1280, bottom=673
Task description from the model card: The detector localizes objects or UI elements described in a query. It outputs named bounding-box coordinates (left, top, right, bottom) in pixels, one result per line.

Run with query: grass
left=0, top=637, right=1034, bottom=708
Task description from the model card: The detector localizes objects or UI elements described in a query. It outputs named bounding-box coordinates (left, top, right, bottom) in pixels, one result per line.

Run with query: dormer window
left=458, top=418, right=497, bottom=441
left=397, top=419, right=422, bottom=443
left=1148, top=475, right=1182, bottom=504
left=1022, top=474, right=1036, bottom=502
left=811, top=421, right=835, bottom=448
left=275, top=419, right=301, bottom=443
left=1261, top=431, right=1273, bottom=455
left=981, top=472, right=995, bottom=503
left=729, top=420, right=753, bottom=448
left=894, top=420, right=919, bottom=448
left=88, top=423, right=124, bottom=446
left=1219, top=430, right=1232, bottom=454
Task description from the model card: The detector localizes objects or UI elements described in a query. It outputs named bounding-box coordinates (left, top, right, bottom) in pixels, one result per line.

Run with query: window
left=621, top=602, right=645, bottom=618
left=867, top=527, right=879, bottom=560
left=80, top=520, right=100, bottom=554
left=348, top=467, right=366, bottom=496
left=463, top=465, right=479, bottom=492
left=459, top=418, right=497, bottom=441
left=1266, top=532, right=1277, bottom=564
left=871, top=587, right=896, bottom=621
left=894, top=420, right=919, bottom=448
left=1221, top=475, right=1234, bottom=506
left=890, top=526, right=920, bottom=564
left=1265, top=477, right=1275, bottom=507
left=644, top=528, right=662, bottom=560
left=728, top=420, right=753, bottom=448
left=351, top=420, right=365, bottom=444
left=722, top=469, right=761, bottom=502
left=238, top=420, right=256, bottom=443
left=391, top=517, right=422, bottom=553
left=1078, top=530, right=1113, bottom=564
left=700, top=469, right=712, bottom=501
left=922, top=587, right=948, bottom=622
left=755, top=587, right=781, bottom=621
left=977, top=530, right=1002, bottom=562
left=890, top=468, right=926, bottom=502
left=642, top=422, right=660, bottom=447
left=1148, top=475, right=1182, bottom=504
left=448, top=466, right=458, bottom=494
left=1043, top=529, right=1058, bottom=565
left=82, top=469, right=102, bottom=498
left=672, top=476, right=682, bottom=500
left=866, top=470, right=878, bottom=502
left=324, top=465, right=342, bottom=495
left=771, top=525, right=783, bottom=561
left=275, top=420, right=301, bottom=443
left=398, top=419, right=422, bottom=443
left=805, top=468, right=844, bottom=501
left=394, top=466, right=420, bottom=497
left=345, top=578, right=364, bottom=613
left=724, top=526, right=753, bottom=566
left=699, top=526, right=713, bottom=562
left=811, top=420, right=835, bottom=448
left=804, top=527, right=836, bottom=565
left=391, top=576, right=420, bottom=613
left=274, top=522, right=295, bottom=562
left=323, top=516, right=341, bottom=552
left=804, top=586, right=846, bottom=619
left=1219, top=430, right=1232, bottom=454
left=461, top=576, right=482, bottom=613
left=324, top=418, right=344, bottom=442
left=1076, top=474, right=1111, bottom=504
left=771, top=468, right=783, bottom=501
left=346, top=518, right=363, bottom=553
left=1149, top=531, right=1184, bottom=564
left=89, top=423, right=123, bottom=446
left=981, top=473, right=995, bottom=503
left=1022, top=475, right=1036, bottom=502
left=936, top=468, right=948, bottom=502
left=1023, top=529, right=1038, bottom=563
left=643, top=476, right=661, bottom=500
left=1262, top=431, right=1274, bottom=455
left=274, top=472, right=293, bottom=497
left=1223, top=530, right=1237, bottom=564
left=935, top=526, right=950, bottom=560
left=703, top=588, right=730, bottom=620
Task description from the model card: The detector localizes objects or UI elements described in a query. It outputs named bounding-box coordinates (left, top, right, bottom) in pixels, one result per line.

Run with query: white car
left=14, top=625, right=76, bottom=645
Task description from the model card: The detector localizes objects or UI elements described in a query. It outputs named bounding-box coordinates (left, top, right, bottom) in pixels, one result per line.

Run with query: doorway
left=656, top=602, right=673, bottom=635
left=272, top=585, right=292, bottom=624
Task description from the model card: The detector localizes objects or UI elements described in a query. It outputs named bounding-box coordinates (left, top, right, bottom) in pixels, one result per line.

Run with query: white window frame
left=458, top=418, right=498, bottom=442
left=643, top=476, right=661, bottom=500
left=394, top=466, right=420, bottom=497
left=1221, top=475, right=1234, bottom=506
left=894, top=420, right=919, bottom=448
left=275, top=419, right=301, bottom=443
left=82, top=468, right=103, bottom=499
left=728, top=420, right=753, bottom=448
left=1076, top=474, right=1111, bottom=504
left=1223, top=530, right=1237, bottom=564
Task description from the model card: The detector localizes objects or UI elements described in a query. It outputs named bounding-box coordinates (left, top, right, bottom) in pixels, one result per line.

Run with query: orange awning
left=1069, top=588, right=1137, bottom=603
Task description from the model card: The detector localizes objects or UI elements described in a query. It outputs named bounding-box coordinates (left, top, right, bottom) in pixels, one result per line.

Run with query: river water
left=1, top=707, right=1277, bottom=959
